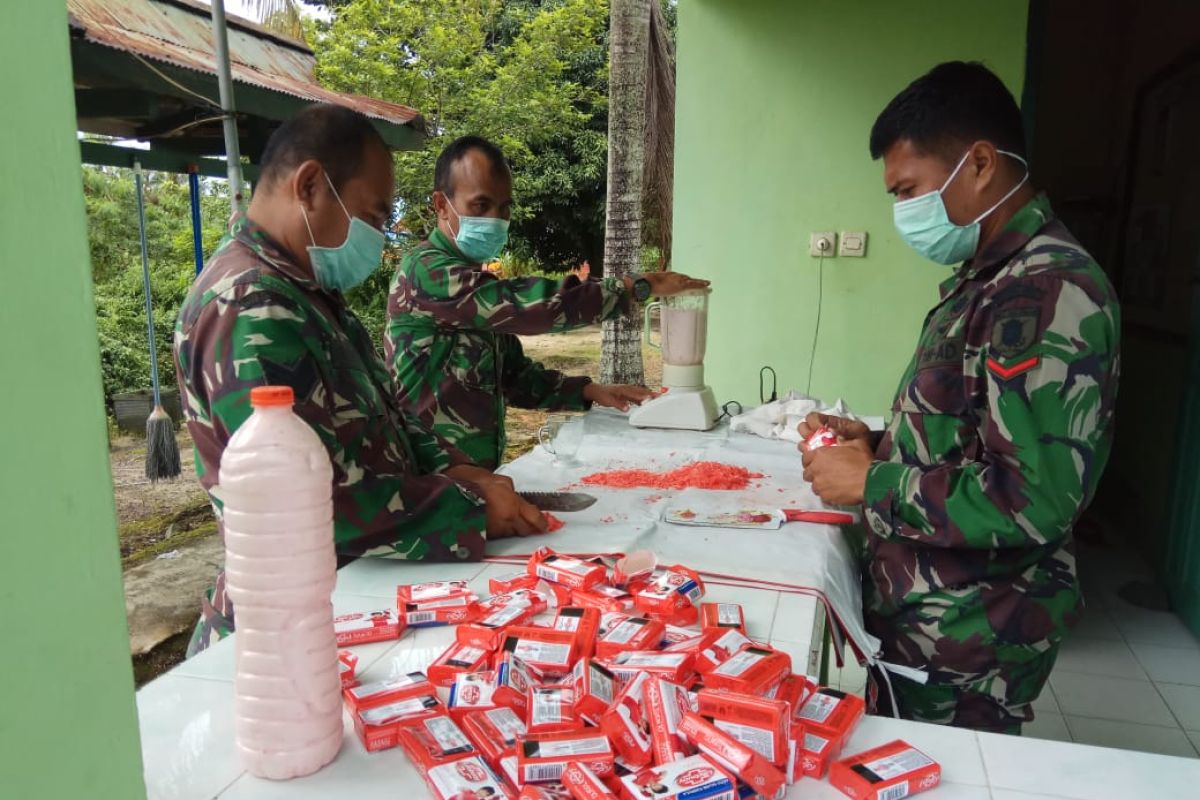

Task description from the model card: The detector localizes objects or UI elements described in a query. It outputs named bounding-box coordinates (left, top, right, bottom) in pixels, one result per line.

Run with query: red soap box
left=420, top=756, right=516, bottom=800
left=562, top=761, right=619, bottom=800
left=599, top=672, right=653, bottom=767
left=693, top=629, right=753, bottom=674
left=397, top=713, right=480, bottom=772
left=700, top=603, right=746, bottom=634
left=494, top=654, right=545, bottom=715
left=492, top=572, right=542, bottom=594
left=696, top=689, right=791, bottom=769
left=678, top=713, right=786, bottom=800
left=618, top=754, right=737, bottom=800
left=797, top=688, right=864, bottom=741
left=632, top=567, right=705, bottom=624
left=429, top=642, right=495, bottom=687
left=828, top=740, right=941, bottom=800
left=796, top=729, right=844, bottom=780
left=338, top=650, right=359, bottom=689
left=334, top=609, right=405, bottom=646
left=702, top=645, right=791, bottom=696
left=448, top=671, right=501, bottom=722
left=595, top=617, right=665, bottom=660
left=529, top=548, right=607, bottom=591
left=642, top=678, right=695, bottom=766
left=572, top=585, right=636, bottom=613
left=603, top=651, right=694, bottom=684
left=462, top=706, right=528, bottom=771
left=553, top=607, right=601, bottom=657
left=398, top=580, right=477, bottom=627
left=570, top=658, right=618, bottom=722
left=344, top=670, right=433, bottom=711
left=459, top=592, right=544, bottom=650
left=500, top=627, right=578, bottom=675
left=352, top=693, right=442, bottom=752
left=528, top=685, right=583, bottom=735
left=518, top=729, right=616, bottom=785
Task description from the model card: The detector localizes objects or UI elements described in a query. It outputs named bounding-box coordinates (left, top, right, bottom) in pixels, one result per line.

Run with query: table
left=136, top=410, right=1200, bottom=799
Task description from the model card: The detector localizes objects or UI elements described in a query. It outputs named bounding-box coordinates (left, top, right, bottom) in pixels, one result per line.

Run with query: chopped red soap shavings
left=543, top=512, right=566, bottom=532
left=580, top=462, right=763, bottom=491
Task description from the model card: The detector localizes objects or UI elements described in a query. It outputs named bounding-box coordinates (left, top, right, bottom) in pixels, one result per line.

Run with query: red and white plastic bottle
left=220, top=385, right=342, bottom=779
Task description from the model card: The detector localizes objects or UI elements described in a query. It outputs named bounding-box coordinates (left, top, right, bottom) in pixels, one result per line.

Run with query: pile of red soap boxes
left=333, top=547, right=939, bottom=800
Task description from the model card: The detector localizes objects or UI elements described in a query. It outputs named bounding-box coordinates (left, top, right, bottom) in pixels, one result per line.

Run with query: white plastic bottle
left=219, top=385, right=342, bottom=779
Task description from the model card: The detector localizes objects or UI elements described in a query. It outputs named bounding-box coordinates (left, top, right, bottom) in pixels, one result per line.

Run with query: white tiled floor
left=1017, top=541, right=1200, bottom=757
left=824, top=539, right=1200, bottom=758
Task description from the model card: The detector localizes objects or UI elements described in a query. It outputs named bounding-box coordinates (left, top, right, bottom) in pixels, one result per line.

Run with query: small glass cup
left=538, top=414, right=582, bottom=466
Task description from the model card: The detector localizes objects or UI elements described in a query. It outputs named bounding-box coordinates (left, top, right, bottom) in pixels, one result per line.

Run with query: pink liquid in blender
left=661, top=307, right=707, bottom=366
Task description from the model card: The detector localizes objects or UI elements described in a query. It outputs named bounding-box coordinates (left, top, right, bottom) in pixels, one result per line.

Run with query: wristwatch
left=629, top=272, right=653, bottom=303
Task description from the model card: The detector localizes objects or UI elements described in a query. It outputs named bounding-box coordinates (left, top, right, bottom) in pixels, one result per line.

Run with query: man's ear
left=433, top=190, right=448, bottom=220
left=969, top=141, right=999, bottom=191
left=293, top=160, right=325, bottom=211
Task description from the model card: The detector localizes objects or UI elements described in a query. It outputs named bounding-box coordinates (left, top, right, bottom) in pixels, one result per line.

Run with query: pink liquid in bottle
left=219, top=385, right=342, bottom=779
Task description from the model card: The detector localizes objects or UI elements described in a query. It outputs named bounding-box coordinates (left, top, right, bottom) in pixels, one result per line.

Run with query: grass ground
left=115, top=326, right=660, bottom=682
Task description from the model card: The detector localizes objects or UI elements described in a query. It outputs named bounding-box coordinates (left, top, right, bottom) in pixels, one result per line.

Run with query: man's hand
left=797, top=412, right=871, bottom=447
left=583, top=383, right=655, bottom=411
left=445, top=464, right=514, bottom=491
left=625, top=271, right=710, bottom=297
left=801, top=445, right=873, bottom=506
left=477, top=481, right=548, bottom=539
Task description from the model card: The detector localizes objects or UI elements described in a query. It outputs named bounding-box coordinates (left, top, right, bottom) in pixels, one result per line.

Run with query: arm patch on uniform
left=990, top=306, right=1040, bottom=358
left=987, top=355, right=1040, bottom=380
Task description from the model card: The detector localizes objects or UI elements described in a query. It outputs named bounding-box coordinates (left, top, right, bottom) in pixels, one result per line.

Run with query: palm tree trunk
left=600, top=0, right=651, bottom=386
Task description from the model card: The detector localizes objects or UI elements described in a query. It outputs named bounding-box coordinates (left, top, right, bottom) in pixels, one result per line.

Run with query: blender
left=629, top=288, right=720, bottom=430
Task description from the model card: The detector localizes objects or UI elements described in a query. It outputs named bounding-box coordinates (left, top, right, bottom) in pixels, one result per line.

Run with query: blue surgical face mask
left=444, top=195, right=509, bottom=263
left=893, top=149, right=1029, bottom=265
left=301, top=172, right=386, bottom=292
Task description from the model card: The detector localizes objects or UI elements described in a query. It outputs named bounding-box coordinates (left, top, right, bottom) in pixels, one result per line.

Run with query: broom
left=135, top=162, right=181, bottom=482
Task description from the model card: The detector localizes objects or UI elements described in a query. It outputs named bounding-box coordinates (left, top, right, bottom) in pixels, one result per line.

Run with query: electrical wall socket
left=810, top=232, right=836, bottom=257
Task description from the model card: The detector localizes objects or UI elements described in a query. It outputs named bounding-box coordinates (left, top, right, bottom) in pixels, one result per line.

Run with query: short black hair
left=434, top=135, right=510, bottom=197
left=259, top=103, right=388, bottom=189
left=869, top=61, right=1025, bottom=162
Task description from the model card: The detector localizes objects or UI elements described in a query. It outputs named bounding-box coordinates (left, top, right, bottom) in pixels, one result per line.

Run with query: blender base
left=628, top=386, right=720, bottom=431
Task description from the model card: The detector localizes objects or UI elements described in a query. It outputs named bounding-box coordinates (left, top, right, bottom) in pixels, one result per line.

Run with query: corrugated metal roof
left=67, top=0, right=424, bottom=133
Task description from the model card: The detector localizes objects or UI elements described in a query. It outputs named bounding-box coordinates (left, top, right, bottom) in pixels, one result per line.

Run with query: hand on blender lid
left=625, top=271, right=710, bottom=297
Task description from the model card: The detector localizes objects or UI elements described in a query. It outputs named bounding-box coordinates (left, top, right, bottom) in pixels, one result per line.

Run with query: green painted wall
left=0, top=4, right=146, bottom=797
left=674, top=0, right=1029, bottom=415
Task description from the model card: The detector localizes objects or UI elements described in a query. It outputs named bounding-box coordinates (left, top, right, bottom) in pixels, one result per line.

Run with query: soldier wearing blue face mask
left=799, top=62, right=1120, bottom=735
left=174, top=106, right=552, bottom=655
left=386, top=135, right=709, bottom=468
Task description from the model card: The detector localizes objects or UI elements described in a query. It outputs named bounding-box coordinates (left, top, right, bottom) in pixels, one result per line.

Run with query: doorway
left=1018, top=0, right=1200, bottom=756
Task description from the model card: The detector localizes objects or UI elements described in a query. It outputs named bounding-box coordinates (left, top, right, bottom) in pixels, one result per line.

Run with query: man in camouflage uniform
left=174, top=106, right=545, bottom=655
left=801, top=62, right=1121, bottom=733
left=386, top=136, right=709, bottom=468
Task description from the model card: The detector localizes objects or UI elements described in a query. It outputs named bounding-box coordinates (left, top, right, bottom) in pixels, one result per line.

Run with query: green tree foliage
left=85, top=167, right=228, bottom=404
left=310, top=0, right=611, bottom=272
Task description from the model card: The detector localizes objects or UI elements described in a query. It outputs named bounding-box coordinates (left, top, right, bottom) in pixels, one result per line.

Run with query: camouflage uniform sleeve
left=407, top=248, right=629, bottom=335
left=404, top=411, right=477, bottom=472
left=863, top=274, right=1119, bottom=549
left=498, top=333, right=592, bottom=411
left=198, top=288, right=488, bottom=561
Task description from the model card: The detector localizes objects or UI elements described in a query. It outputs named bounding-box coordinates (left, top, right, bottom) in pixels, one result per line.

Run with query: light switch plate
left=810, top=232, right=836, bottom=257
left=839, top=231, right=867, bottom=257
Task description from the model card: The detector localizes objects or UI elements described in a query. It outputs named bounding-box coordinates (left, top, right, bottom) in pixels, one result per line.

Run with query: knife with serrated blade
left=518, top=491, right=598, bottom=512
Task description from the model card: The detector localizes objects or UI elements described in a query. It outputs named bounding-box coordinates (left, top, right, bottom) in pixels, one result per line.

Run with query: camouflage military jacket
left=862, top=193, right=1121, bottom=684
left=175, top=217, right=488, bottom=651
left=386, top=228, right=629, bottom=468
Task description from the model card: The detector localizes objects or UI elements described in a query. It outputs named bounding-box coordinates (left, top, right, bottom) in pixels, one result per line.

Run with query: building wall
left=0, top=3, right=146, bottom=796
left=673, top=0, right=1029, bottom=415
